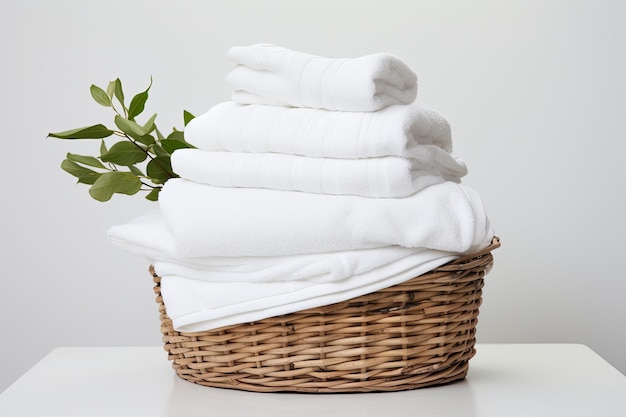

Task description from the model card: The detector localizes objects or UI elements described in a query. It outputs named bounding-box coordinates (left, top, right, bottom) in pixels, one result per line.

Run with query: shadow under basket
left=152, top=237, right=500, bottom=393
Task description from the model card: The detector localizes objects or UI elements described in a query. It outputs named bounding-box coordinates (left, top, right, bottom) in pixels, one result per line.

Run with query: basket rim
left=454, top=236, right=500, bottom=263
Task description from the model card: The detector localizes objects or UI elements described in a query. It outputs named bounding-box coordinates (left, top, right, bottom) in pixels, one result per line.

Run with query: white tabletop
left=1, top=344, right=625, bottom=416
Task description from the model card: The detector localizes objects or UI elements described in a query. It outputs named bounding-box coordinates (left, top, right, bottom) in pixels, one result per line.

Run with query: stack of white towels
left=109, top=44, right=495, bottom=332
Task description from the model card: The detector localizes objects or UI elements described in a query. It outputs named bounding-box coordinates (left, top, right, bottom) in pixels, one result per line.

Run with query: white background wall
left=1, top=0, right=624, bottom=392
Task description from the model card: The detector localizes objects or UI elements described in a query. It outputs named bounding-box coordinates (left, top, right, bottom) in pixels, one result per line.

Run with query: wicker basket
left=152, top=237, right=500, bottom=393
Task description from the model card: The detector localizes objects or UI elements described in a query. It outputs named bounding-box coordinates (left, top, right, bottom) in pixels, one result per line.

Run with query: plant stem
left=140, top=181, right=160, bottom=189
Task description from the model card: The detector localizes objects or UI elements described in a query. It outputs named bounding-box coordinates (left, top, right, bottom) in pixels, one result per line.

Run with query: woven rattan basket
left=152, top=237, right=500, bottom=393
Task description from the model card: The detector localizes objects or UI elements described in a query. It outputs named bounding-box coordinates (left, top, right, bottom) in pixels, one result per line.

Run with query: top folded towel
left=227, top=44, right=417, bottom=111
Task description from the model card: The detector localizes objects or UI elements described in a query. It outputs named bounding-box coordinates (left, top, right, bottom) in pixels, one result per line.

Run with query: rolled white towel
left=157, top=178, right=494, bottom=257
left=226, top=44, right=417, bottom=111
left=171, top=147, right=467, bottom=198
left=184, top=102, right=454, bottom=157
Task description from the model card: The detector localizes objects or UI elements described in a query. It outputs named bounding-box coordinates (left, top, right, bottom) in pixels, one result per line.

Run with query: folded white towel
left=108, top=209, right=472, bottom=332
left=108, top=209, right=431, bottom=284
left=184, top=102, right=454, bottom=157
left=226, top=44, right=417, bottom=111
left=160, top=249, right=457, bottom=332
left=157, top=178, right=494, bottom=257
left=172, top=148, right=467, bottom=198
left=108, top=209, right=176, bottom=262
left=154, top=245, right=427, bottom=284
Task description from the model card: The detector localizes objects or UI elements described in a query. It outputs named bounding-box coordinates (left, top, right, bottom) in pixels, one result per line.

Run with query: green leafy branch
left=48, top=77, right=195, bottom=202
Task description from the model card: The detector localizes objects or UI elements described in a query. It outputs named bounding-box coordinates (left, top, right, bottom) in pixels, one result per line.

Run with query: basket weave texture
left=152, top=237, right=499, bottom=393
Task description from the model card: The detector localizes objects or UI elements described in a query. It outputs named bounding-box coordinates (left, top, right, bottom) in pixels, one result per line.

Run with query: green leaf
left=66, top=152, right=106, bottom=169
left=61, top=159, right=97, bottom=178
left=146, top=156, right=175, bottom=181
left=136, top=134, right=156, bottom=147
left=183, top=110, right=195, bottom=126
left=77, top=172, right=103, bottom=185
left=90, top=84, right=111, bottom=107
left=160, top=138, right=192, bottom=154
left=166, top=129, right=185, bottom=141
left=106, top=80, right=116, bottom=99
left=128, top=77, right=152, bottom=120
left=100, top=139, right=108, bottom=156
left=128, top=165, right=144, bottom=176
left=114, top=115, right=146, bottom=140
left=145, top=187, right=160, bottom=201
left=61, top=159, right=102, bottom=185
left=155, top=127, right=165, bottom=141
left=142, top=113, right=157, bottom=134
left=152, top=143, right=169, bottom=158
left=100, top=141, right=147, bottom=166
left=88, top=171, right=141, bottom=202
left=48, top=124, right=114, bottom=139
left=114, top=78, right=126, bottom=112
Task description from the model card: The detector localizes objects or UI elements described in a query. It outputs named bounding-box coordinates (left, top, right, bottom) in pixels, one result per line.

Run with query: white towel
left=160, top=250, right=457, bottom=332
left=226, top=44, right=417, bottom=111
left=108, top=209, right=472, bottom=332
left=108, top=209, right=433, bottom=284
left=184, top=102, right=454, bottom=157
left=171, top=147, right=467, bottom=198
left=108, top=209, right=176, bottom=262
left=157, top=178, right=494, bottom=257
left=154, top=245, right=428, bottom=284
